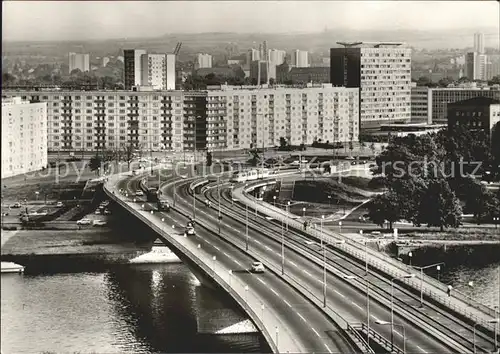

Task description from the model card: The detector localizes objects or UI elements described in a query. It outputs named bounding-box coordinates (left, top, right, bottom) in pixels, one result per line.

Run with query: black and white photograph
left=1, top=1, right=499, bottom=353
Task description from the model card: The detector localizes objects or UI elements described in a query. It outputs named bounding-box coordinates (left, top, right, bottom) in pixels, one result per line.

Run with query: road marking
left=222, top=252, right=230, bottom=258
left=334, top=290, right=345, bottom=298
left=394, top=330, right=403, bottom=338
left=270, top=288, right=279, bottom=296
left=283, top=300, right=292, bottom=308
left=324, top=343, right=333, bottom=353
left=352, top=303, right=363, bottom=310
left=417, top=346, right=428, bottom=353
left=311, top=327, right=321, bottom=338
left=290, top=261, right=298, bottom=267
left=232, top=259, right=243, bottom=267
left=370, top=314, right=381, bottom=322
left=213, top=245, right=220, bottom=251
left=297, top=313, right=307, bottom=323
left=258, top=278, right=266, bottom=285
left=265, top=246, right=271, bottom=251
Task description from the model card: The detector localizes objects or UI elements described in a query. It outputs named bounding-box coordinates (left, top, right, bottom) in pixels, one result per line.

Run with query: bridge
left=104, top=166, right=500, bottom=353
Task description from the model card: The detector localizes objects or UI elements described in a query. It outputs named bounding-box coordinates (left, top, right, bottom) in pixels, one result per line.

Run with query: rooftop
left=448, top=97, right=500, bottom=106
left=336, top=41, right=405, bottom=48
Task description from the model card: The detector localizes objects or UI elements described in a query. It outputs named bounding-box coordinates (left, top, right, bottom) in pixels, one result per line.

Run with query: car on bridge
left=185, top=226, right=195, bottom=236
left=77, top=218, right=92, bottom=225
left=251, top=261, right=265, bottom=273
left=135, top=190, right=144, bottom=197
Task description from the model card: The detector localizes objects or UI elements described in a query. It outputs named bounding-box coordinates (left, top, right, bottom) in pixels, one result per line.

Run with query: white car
left=101, top=201, right=110, bottom=207
left=135, top=190, right=144, bottom=196
left=93, top=220, right=107, bottom=226
left=56, top=202, right=64, bottom=207
left=77, top=218, right=92, bottom=225
left=251, top=261, right=265, bottom=273
left=185, top=227, right=196, bottom=236
left=94, top=209, right=101, bottom=215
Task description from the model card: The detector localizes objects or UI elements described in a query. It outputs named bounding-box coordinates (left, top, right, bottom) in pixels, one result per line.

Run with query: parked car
left=94, top=209, right=101, bottom=215
left=9, top=203, right=21, bottom=209
left=93, top=220, right=107, bottom=226
left=251, top=261, right=265, bottom=273
left=100, top=201, right=110, bottom=207
left=56, top=202, right=64, bottom=207
left=103, top=209, right=111, bottom=215
left=77, top=218, right=92, bottom=225
left=135, top=190, right=144, bottom=197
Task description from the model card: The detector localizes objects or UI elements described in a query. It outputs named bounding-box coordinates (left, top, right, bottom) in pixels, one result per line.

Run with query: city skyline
left=2, top=1, right=499, bottom=42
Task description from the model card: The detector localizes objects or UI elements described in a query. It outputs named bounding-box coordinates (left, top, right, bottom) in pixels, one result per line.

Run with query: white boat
left=1, top=261, right=25, bottom=274
left=129, top=241, right=181, bottom=264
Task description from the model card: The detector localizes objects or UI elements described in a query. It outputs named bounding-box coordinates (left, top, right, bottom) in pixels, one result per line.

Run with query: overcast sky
left=2, top=1, right=499, bottom=41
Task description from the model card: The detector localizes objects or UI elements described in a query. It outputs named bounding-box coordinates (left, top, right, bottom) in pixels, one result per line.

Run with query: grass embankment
left=396, top=227, right=500, bottom=241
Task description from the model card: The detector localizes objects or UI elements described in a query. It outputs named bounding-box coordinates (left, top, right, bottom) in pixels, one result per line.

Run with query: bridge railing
left=104, top=174, right=288, bottom=353
left=236, top=185, right=499, bottom=333
left=350, top=323, right=404, bottom=354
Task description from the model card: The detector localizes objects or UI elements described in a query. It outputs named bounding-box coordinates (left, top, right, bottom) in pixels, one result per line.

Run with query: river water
left=1, top=237, right=499, bottom=353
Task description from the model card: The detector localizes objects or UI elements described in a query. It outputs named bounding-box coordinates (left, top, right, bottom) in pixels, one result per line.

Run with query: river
left=1, top=239, right=499, bottom=353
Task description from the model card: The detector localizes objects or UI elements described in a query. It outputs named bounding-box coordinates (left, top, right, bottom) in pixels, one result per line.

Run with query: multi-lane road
left=116, top=173, right=358, bottom=354
left=113, top=168, right=499, bottom=354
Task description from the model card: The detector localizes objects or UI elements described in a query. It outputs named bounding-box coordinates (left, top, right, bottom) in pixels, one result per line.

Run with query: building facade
left=124, top=49, right=147, bottom=89
left=466, top=52, right=487, bottom=81
left=102, top=57, right=110, bottom=67
left=1, top=97, right=48, bottom=178
left=291, top=50, right=309, bottom=68
left=68, top=53, right=90, bottom=73
left=474, top=33, right=485, bottom=54
left=411, top=84, right=500, bottom=124
left=268, top=49, right=286, bottom=66
left=197, top=53, right=213, bottom=69
left=330, top=42, right=412, bottom=129
left=250, top=60, right=276, bottom=84
left=288, top=67, right=330, bottom=84
left=2, top=85, right=358, bottom=153
left=141, top=54, right=167, bottom=90
left=447, top=97, right=500, bottom=139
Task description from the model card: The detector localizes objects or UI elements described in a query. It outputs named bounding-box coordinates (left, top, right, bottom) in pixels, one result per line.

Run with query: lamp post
left=286, top=201, right=290, bottom=232
left=411, top=262, right=445, bottom=308
left=375, top=321, right=407, bottom=354
left=494, top=216, right=499, bottom=229
left=473, top=319, right=499, bottom=354
left=229, top=269, right=232, bottom=287
left=437, top=265, right=441, bottom=282
left=212, top=255, right=216, bottom=274
left=408, top=251, right=413, bottom=266
left=275, top=326, right=279, bottom=349
left=327, top=195, right=331, bottom=208
left=302, top=207, right=306, bottom=218
left=230, top=185, right=234, bottom=206
left=390, top=274, right=415, bottom=351
left=217, top=176, right=221, bottom=235
left=281, top=215, right=285, bottom=275
left=273, top=195, right=277, bottom=206
left=245, top=285, right=249, bottom=303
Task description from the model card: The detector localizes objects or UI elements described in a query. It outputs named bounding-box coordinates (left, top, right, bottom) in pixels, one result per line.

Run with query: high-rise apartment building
left=246, top=49, right=261, bottom=69
left=68, top=52, right=90, bottom=73
left=474, top=33, right=485, bottom=54
left=1, top=97, right=48, bottom=178
left=197, top=53, right=213, bottom=69
left=165, top=54, right=176, bottom=91
left=2, top=85, right=358, bottom=153
left=268, top=49, right=286, bottom=66
left=448, top=97, right=500, bottom=141
left=466, top=52, right=488, bottom=81
left=141, top=54, right=167, bottom=90
left=124, top=49, right=147, bottom=89
left=291, top=50, right=309, bottom=68
left=330, top=42, right=412, bottom=129
left=411, top=83, right=500, bottom=124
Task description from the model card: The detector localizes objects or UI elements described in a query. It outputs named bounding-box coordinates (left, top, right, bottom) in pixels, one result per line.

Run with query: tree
left=88, top=154, right=102, bottom=173
left=463, top=180, right=497, bottom=224
left=370, top=142, right=376, bottom=156
left=2, top=72, right=17, bottom=85
left=417, top=179, right=462, bottom=231
left=122, top=143, right=135, bottom=169
left=206, top=151, right=213, bottom=166
left=279, top=137, right=288, bottom=150
left=367, top=191, right=401, bottom=229
left=488, top=75, right=500, bottom=86
left=438, top=77, right=454, bottom=88
left=249, top=149, right=260, bottom=166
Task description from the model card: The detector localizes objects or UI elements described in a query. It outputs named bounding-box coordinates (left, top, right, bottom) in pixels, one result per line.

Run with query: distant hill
left=2, top=27, right=498, bottom=61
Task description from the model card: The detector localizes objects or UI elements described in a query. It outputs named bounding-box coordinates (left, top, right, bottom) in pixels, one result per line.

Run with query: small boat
left=129, top=240, right=181, bottom=264
left=1, top=261, right=25, bottom=274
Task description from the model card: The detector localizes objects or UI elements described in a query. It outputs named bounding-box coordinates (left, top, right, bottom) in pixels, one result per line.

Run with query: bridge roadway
left=173, top=177, right=492, bottom=354
left=225, top=180, right=500, bottom=350
left=106, top=172, right=360, bottom=354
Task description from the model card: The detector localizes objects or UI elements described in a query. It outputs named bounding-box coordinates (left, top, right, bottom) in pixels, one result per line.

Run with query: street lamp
left=302, top=207, right=306, bottom=218
left=339, top=221, right=342, bottom=233
left=286, top=201, right=290, bottom=232
left=408, top=251, right=413, bottom=266
left=273, top=195, right=277, bottom=206
left=245, top=285, right=249, bottom=303
left=494, top=216, right=499, bottom=229
left=230, top=185, right=234, bottom=206
left=473, top=319, right=499, bottom=354
left=411, top=262, right=445, bottom=308
left=281, top=215, right=285, bottom=275
left=212, top=255, right=217, bottom=274
left=390, top=274, right=415, bottom=351
left=375, top=320, right=407, bottom=354
left=437, top=265, right=441, bottom=282
left=217, top=176, right=222, bottom=235
left=229, top=269, right=233, bottom=287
